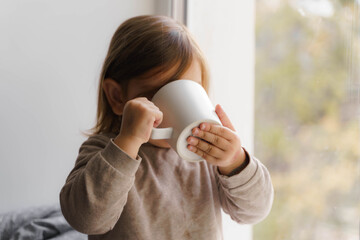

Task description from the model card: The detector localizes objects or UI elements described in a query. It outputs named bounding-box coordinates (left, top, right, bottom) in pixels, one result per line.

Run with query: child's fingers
left=143, top=99, right=163, bottom=127
left=187, top=143, right=219, bottom=164
left=152, top=108, right=163, bottom=128
left=199, top=123, right=234, bottom=141
left=215, top=104, right=235, bottom=131
left=191, top=127, right=230, bottom=151
left=187, top=136, right=224, bottom=158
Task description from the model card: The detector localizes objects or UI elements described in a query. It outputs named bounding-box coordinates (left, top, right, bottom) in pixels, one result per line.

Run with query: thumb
left=153, top=109, right=163, bottom=128
left=215, top=104, right=235, bottom=131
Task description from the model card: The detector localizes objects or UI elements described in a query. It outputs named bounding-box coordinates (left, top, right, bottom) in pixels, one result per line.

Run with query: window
left=254, top=0, right=360, bottom=239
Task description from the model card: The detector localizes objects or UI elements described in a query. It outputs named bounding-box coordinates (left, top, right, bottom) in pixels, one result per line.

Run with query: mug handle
left=150, top=127, right=173, bottom=140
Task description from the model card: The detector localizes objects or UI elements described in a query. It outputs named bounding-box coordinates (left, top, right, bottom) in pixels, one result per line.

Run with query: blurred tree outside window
left=254, top=0, right=360, bottom=239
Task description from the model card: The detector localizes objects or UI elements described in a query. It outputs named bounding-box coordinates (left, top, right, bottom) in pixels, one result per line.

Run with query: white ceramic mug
left=150, top=79, right=221, bottom=162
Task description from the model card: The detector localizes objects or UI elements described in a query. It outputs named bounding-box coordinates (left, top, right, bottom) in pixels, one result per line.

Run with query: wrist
left=218, top=147, right=248, bottom=176
left=113, top=134, right=142, bottom=159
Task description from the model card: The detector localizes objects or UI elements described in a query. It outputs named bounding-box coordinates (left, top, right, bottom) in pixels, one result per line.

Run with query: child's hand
left=120, top=97, right=163, bottom=144
left=186, top=104, right=247, bottom=175
left=114, top=97, right=163, bottom=158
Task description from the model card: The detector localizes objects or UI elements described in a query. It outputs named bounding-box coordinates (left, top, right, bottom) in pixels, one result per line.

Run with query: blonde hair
left=91, top=15, right=209, bottom=135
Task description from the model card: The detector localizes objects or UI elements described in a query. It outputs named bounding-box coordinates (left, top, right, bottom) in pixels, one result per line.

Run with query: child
left=60, top=15, right=273, bottom=240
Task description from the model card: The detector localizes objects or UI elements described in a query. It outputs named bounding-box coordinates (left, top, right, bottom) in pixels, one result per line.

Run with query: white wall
left=187, top=1, right=255, bottom=239
left=0, top=0, right=170, bottom=213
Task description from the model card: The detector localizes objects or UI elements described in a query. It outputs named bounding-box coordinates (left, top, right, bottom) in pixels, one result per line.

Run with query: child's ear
left=102, top=78, right=126, bottom=115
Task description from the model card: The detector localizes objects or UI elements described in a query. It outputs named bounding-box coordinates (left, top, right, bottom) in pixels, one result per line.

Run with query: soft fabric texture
left=0, top=204, right=86, bottom=240
left=60, top=132, right=273, bottom=240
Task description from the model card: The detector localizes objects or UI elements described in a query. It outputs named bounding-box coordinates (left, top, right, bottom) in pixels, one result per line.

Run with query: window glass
left=254, top=0, right=360, bottom=239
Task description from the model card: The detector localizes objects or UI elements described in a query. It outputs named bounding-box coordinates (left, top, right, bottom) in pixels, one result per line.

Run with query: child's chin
left=148, top=139, right=171, bottom=148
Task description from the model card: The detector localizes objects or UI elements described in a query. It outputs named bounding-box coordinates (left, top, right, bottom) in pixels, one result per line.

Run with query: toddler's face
left=127, top=59, right=203, bottom=148
left=126, top=59, right=202, bottom=101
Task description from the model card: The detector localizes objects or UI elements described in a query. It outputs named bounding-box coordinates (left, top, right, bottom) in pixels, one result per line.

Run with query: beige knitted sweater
left=60, top=132, right=273, bottom=240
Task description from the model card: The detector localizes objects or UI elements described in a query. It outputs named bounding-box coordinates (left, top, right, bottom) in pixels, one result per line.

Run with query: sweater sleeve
left=215, top=149, right=274, bottom=225
left=59, top=134, right=141, bottom=235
